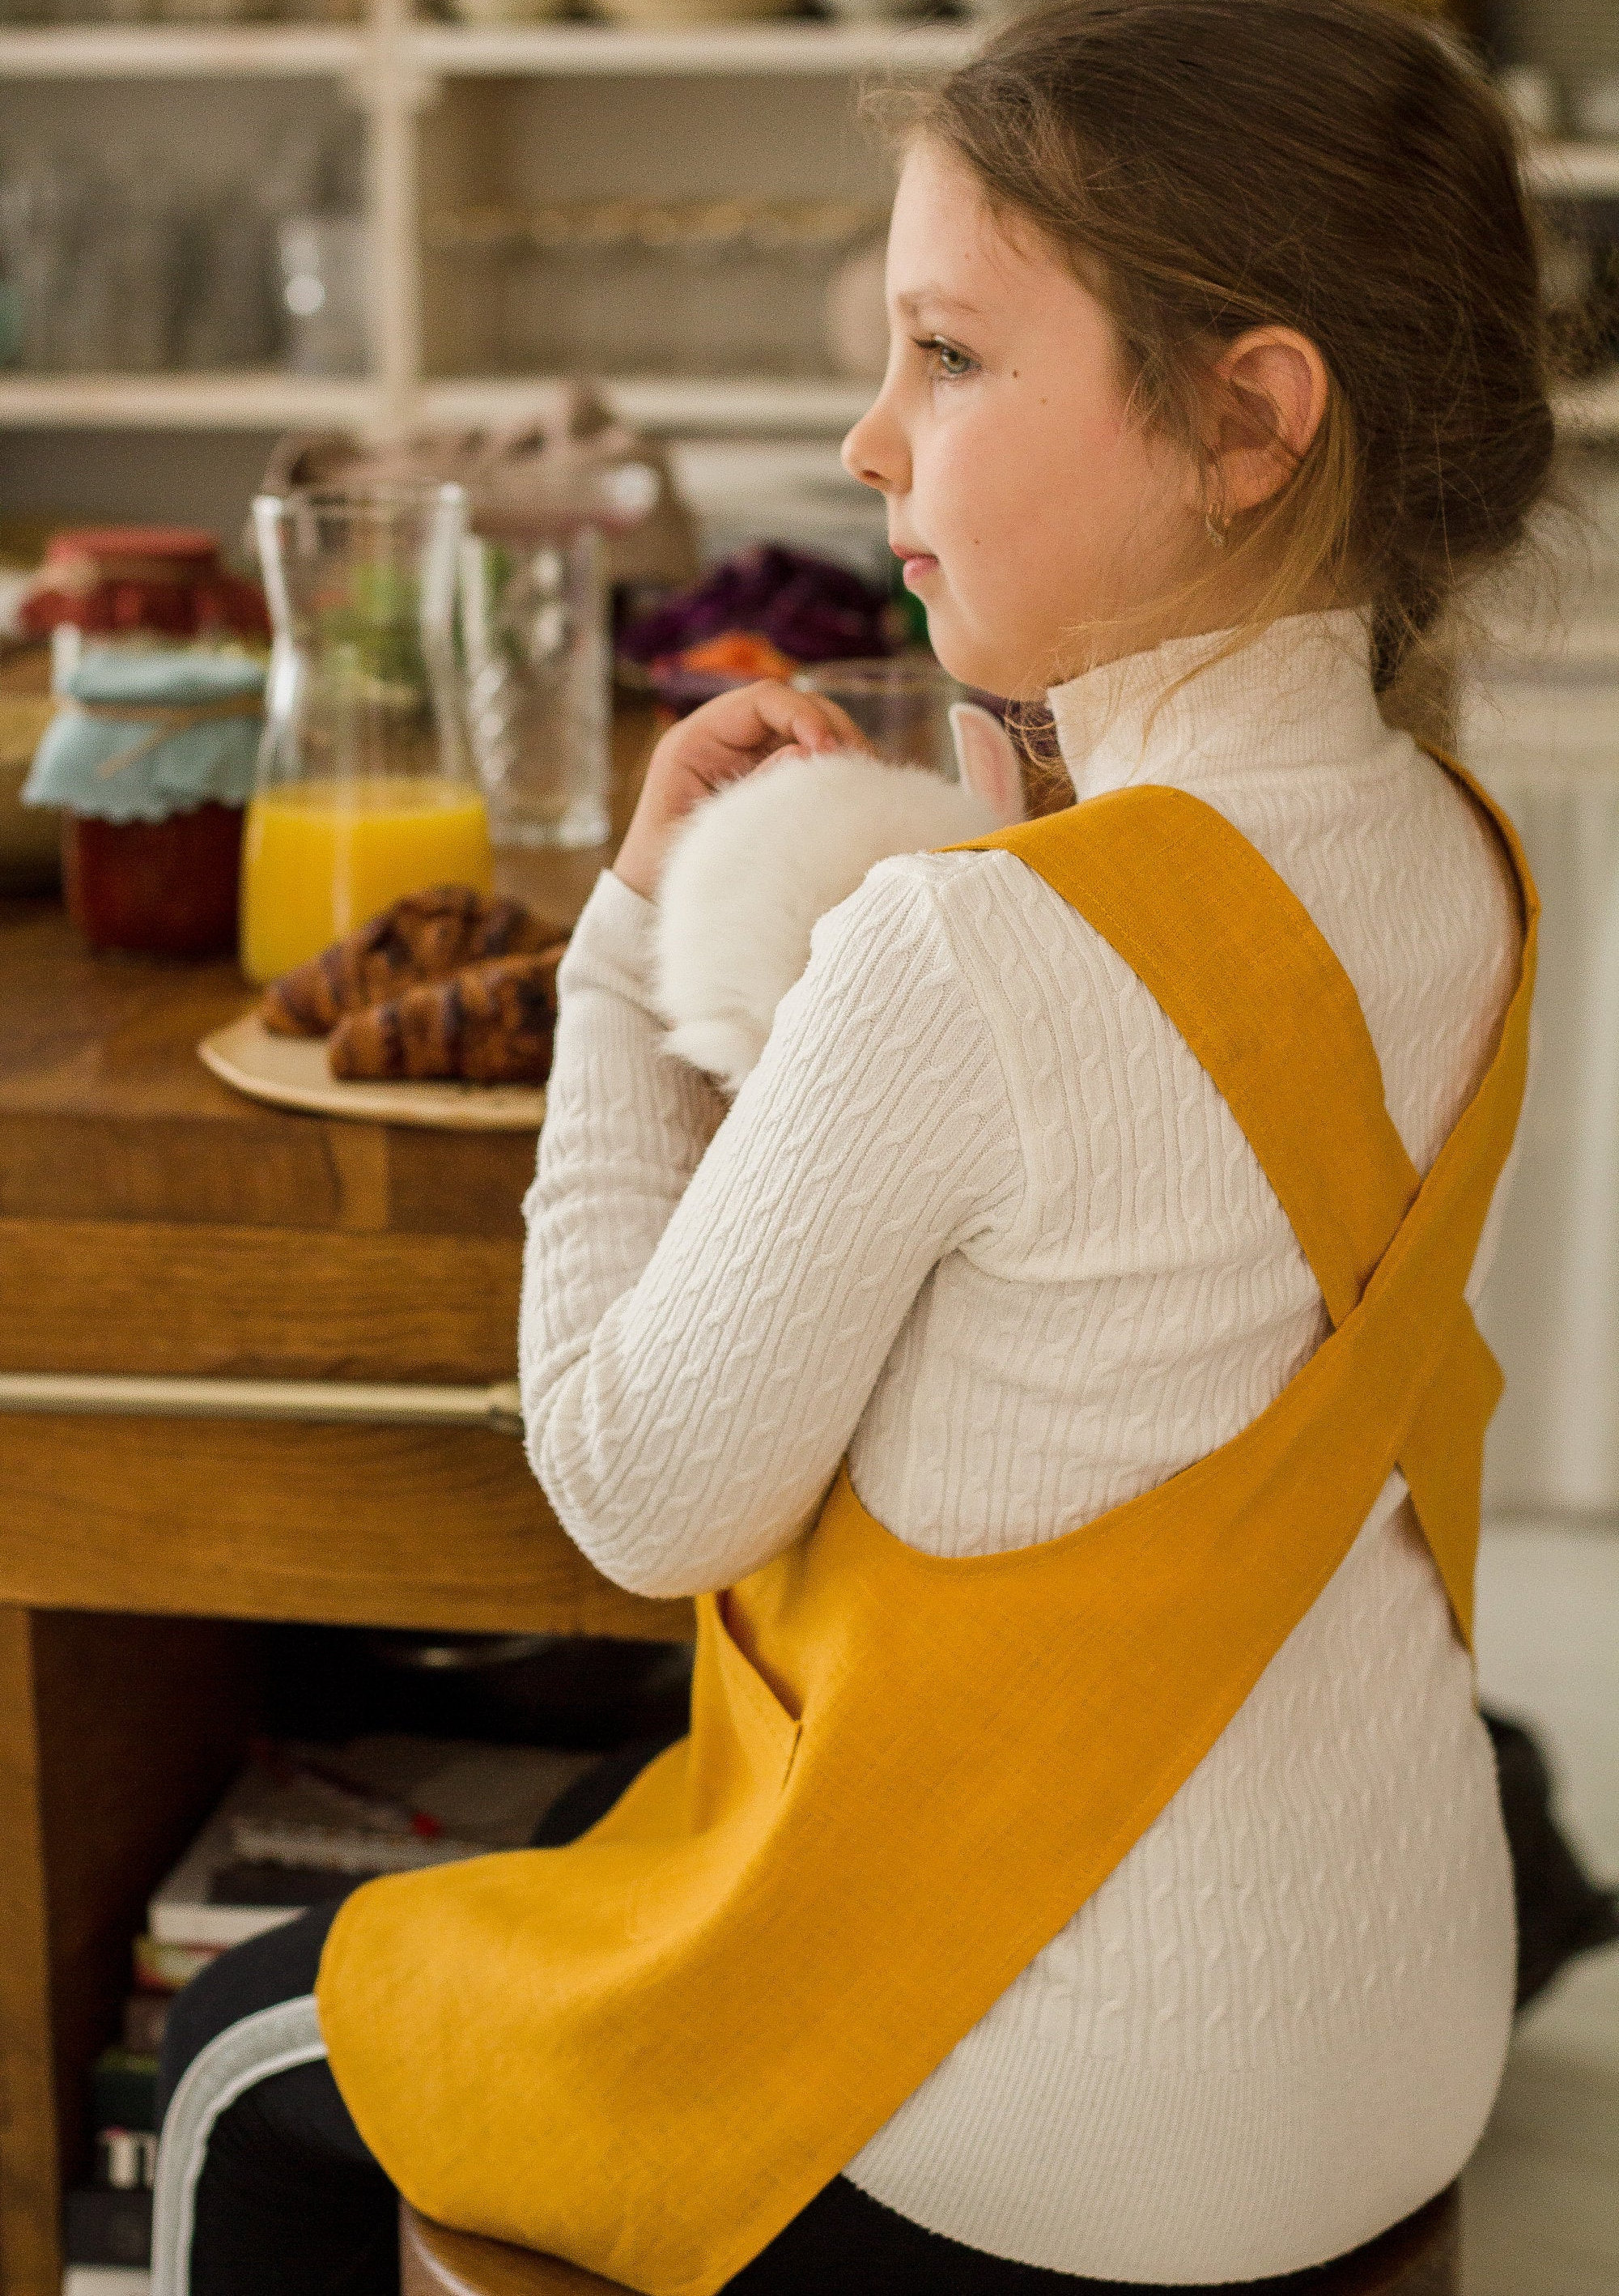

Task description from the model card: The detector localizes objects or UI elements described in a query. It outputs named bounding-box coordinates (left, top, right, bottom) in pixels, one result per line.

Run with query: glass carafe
left=241, top=483, right=491, bottom=984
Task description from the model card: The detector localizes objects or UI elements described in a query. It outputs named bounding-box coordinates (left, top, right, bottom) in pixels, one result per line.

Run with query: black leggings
left=156, top=1739, right=1108, bottom=2296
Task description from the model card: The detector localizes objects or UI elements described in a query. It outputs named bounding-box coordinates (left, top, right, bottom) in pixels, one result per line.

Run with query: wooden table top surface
left=0, top=670, right=691, bottom=1637
left=0, top=678, right=657, bottom=1239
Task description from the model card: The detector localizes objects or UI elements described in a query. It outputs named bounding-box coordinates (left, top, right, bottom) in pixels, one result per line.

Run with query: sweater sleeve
left=518, top=854, right=1023, bottom=1598
left=520, top=864, right=732, bottom=1312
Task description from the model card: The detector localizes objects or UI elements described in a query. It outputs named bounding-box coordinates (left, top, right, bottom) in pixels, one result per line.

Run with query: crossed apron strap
left=951, top=764, right=1518, bottom=1638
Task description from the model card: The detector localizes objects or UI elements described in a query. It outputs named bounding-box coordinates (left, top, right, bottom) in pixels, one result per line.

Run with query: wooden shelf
left=409, top=19, right=976, bottom=77
left=414, top=371, right=1619, bottom=443
left=0, top=16, right=976, bottom=83
left=419, top=370, right=874, bottom=431
left=0, top=372, right=871, bottom=439
left=0, top=370, right=383, bottom=430
left=0, top=21, right=368, bottom=77
left=0, top=368, right=865, bottom=441
left=0, top=368, right=1610, bottom=440
left=1558, top=373, right=1619, bottom=443
left=1521, top=139, right=1619, bottom=199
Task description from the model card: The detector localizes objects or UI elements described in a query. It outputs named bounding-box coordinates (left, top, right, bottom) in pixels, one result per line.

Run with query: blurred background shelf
left=0, top=23, right=368, bottom=77
left=0, top=15, right=1615, bottom=537
left=1560, top=372, right=1619, bottom=440
left=418, top=372, right=873, bottom=431
left=0, top=373, right=866, bottom=434
left=408, top=21, right=979, bottom=77
left=0, top=371, right=381, bottom=427
left=0, top=17, right=979, bottom=83
left=1522, top=137, right=1619, bottom=196
left=2, top=368, right=1608, bottom=449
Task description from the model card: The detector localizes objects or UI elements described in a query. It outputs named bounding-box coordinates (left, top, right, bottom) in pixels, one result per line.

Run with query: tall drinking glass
left=459, top=525, right=610, bottom=850
left=789, top=654, right=966, bottom=776
left=241, top=483, right=490, bottom=984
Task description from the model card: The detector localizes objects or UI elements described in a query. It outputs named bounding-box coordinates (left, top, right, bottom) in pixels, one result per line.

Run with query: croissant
left=328, top=948, right=567, bottom=1085
left=261, top=887, right=566, bottom=1036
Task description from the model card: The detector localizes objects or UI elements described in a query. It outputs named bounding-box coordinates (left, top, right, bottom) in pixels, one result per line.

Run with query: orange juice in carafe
left=245, top=482, right=485, bottom=984
left=240, top=776, right=494, bottom=983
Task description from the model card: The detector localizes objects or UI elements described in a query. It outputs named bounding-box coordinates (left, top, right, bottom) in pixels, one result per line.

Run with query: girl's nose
left=842, top=393, right=908, bottom=496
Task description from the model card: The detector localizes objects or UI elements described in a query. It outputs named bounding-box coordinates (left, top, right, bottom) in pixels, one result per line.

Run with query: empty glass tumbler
left=458, top=527, right=611, bottom=850
left=790, top=654, right=966, bottom=776
left=243, top=482, right=491, bottom=984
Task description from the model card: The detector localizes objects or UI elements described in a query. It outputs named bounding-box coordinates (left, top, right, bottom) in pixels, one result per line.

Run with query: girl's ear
left=950, top=703, right=1026, bottom=825
left=1199, top=325, right=1330, bottom=521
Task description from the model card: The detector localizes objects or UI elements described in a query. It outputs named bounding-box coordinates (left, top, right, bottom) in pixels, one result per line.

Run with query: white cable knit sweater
left=518, top=609, right=1521, bottom=2284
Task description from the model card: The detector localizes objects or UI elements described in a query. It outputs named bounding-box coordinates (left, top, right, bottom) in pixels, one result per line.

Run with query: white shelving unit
left=0, top=20, right=1614, bottom=444
left=0, top=13, right=970, bottom=442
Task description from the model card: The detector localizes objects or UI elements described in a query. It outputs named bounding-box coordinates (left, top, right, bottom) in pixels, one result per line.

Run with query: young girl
left=155, top=2, right=1551, bottom=2289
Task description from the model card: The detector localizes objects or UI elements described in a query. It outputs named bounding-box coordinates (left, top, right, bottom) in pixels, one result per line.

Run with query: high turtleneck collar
left=1045, top=608, right=1388, bottom=803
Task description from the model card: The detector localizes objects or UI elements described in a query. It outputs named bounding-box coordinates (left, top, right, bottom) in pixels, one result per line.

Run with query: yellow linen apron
left=317, top=753, right=1536, bottom=2296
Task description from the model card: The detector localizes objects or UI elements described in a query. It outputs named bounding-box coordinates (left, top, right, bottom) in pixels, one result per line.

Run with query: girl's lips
left=899, top=553, right=939, bottom=587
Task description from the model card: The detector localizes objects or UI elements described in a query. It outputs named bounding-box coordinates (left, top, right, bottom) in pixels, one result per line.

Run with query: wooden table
left=0, top=695, right=692, bottom=2296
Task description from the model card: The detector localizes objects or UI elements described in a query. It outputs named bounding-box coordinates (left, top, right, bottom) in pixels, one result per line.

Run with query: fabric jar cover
left=23, top=645, right=266, bottom=825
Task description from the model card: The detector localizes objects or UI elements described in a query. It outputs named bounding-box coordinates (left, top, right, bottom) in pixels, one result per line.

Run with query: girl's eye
left=915, top=336, right=977, bottom=381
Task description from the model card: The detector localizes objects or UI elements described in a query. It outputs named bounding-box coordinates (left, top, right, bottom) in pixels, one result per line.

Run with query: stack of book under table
left=64, top=1737, right=597, bottom=2294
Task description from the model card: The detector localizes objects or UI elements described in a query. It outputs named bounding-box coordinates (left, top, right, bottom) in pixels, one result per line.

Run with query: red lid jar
left=19, top=526, right=270, bottom=642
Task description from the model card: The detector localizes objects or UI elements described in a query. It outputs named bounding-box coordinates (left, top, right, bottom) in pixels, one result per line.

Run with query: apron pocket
left=706, top=1589, right=802, bottom=1794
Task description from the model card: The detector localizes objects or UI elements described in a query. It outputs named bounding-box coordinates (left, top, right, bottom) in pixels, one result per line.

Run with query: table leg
left=0, top=1606, right=261, bottom=2296
left=0, top=1606, right=58, bottom=2296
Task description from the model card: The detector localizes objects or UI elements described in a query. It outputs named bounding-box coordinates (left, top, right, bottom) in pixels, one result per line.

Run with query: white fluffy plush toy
left=652, top=701, right=1030, bottom=1095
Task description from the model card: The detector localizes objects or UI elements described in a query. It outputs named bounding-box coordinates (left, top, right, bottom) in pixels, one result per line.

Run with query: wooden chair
left=400, top=2203, right=623, bottom=2295
left=400, top=2183, right=1460, bottom=2296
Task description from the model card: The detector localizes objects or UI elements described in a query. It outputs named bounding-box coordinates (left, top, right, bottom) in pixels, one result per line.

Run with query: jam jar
left=23, top=645, right=266, bottom=959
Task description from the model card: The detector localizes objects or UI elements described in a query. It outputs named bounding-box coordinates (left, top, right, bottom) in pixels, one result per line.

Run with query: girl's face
left=842, top=139, right=1205, bottom=699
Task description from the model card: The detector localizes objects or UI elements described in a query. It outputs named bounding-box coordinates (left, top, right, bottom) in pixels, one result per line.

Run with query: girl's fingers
left=620, top=680, right=882, bottom=896
left=798, top=694, right=870, bottom=752
left=768, top=689, right=869, bottom=755
left=694, top=682, right=871, bottom=780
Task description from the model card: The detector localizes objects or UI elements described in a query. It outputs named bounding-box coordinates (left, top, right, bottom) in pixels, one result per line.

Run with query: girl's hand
left=613, top=680, right=869, bottom=899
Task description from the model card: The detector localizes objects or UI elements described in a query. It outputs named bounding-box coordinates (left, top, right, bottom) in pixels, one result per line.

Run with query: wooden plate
left=198, top=1012, right=546, bottom=1132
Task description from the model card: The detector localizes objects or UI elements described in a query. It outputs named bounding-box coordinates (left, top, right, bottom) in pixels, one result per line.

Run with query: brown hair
left=876, top=0, right=1554, bottom=715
